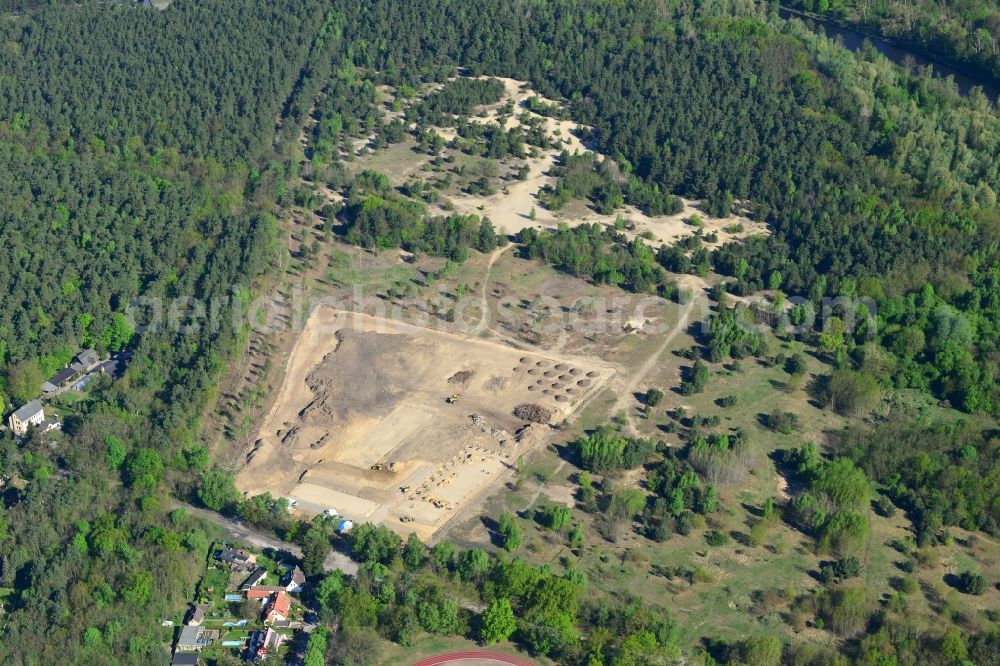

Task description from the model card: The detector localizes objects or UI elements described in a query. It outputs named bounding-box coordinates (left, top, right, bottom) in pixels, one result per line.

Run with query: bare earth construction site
left=237, top=307, right=612, bottom=539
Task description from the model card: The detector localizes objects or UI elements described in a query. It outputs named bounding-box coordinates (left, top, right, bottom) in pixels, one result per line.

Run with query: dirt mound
left=515, top=422, right=548, bottom=446
left=513, top=403, right=554, bottom=424
left=448, top=370, right=475, bottom=385
left=483, top=375, right=509, bottom=392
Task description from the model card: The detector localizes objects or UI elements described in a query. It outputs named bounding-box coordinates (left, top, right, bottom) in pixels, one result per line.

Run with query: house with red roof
left=265, top=591, right=291, bottom=623
left=245, top=585, right=286, bottom=601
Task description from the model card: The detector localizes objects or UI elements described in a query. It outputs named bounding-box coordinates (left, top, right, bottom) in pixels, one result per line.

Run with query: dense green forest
left=787, top=0, right=1000, bottom=82
left=0, top=0, right=998, bottom=664
left=0, top=1, right=329, bottom=662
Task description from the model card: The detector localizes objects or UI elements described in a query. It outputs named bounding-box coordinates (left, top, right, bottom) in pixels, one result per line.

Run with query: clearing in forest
left=236, top=306, right=613, bottom=540
left=345, top=76, right=767, bottom=247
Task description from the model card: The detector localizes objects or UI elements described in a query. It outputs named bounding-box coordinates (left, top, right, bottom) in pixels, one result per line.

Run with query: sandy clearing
left=235, top=306, right=615, bottom=539
left=334, top=403, right=437, bottom=467
left=418, top=77, right=766, bottom=246
left=291, top=483, right=383, bottom=518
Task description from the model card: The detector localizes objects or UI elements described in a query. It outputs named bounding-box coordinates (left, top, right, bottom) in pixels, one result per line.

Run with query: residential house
left=72, top=349, right=100, bottom=372
left=248, top=627, right=285, bottom=660
left=42, top=367, right=77, bottom=394
left=245, top=586, right=286, bottom=602
left=9, top=401, right=44, bottom=436
left=216, top=547, right=256, bottom=571
left=240, top=567, right=267, bottom=591
left=38, top=419, right=62, bottom=434
left=170, top=653, right=200, bottom=666
left=187, top=604, right=207, bottom=626
left=284, top=565, right=305, bottom=593
left=97, top=358, right=120, bottom=378
left=176, top=626, right=209, bottom=651
left=264, top=591, right=291, bottom=623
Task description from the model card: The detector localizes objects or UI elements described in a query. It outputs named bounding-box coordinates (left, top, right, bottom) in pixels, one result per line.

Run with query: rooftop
left=246, top=585, right=286, bottom=599
left=267, top=591, right=291, bottom=618
left=12, top=401, right=43, bottom=422
left=47, top=367, right=77, bottom=387
left=177, top=625, right=205, bottom=649
left=240, top=567, right=267, bottom=590
left=76, top=349, right=100, bottom=367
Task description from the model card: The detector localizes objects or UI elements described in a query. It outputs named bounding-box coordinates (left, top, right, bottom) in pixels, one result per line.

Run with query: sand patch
left=290, top=483, right=382, bottom=518
left=236, top=306, right=613, bottom=539
left=420, top=77, right=765, bottom=246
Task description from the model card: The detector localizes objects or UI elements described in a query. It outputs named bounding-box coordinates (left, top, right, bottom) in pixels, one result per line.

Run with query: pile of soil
left=448, top=370, right=475, bottom=385
left=513, top=403, right=553, bottom=424
left=483, top=375, right=509, bottom=392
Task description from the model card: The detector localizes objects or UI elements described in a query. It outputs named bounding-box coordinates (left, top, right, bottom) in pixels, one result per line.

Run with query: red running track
left=410, top=651, right=537, bottom=666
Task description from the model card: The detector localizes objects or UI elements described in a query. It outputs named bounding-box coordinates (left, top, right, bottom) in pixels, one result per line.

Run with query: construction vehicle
left=400, top=485, right=412, bottom=493
left=399, top=515, right=414, bottom=523
left=431, top=499, right=446, bottom=509
left=446, top=393, right=461, bottom=404
left=371, top=463, right=385, bottom=471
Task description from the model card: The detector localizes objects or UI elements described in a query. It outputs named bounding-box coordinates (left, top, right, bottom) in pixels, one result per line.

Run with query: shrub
left=717, top=395, right=738, bottom=408
left=537, top=504, right=571, bottom=531
left=705, top=530, right=730, bottom=547
left=820, top=587, right=871, bottom=636
left=826, top=369, right=881, bottom=416
left=785, top=353, right=807, bottom=376
left=835, top=556, right=862, bottom=578
left=820, top=556, right=862, bottom=583
left=764, top=410, right=800, bottom=434
left=645, top=387, right=665, bottom=407
left=958, top=571, right=987, bottom=595
left=873, top=495, right=897, bottom=518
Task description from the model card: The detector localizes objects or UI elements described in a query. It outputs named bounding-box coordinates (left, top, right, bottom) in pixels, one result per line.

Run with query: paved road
left=410, top=652, right=537, bottom=666
left=172, top=500, right=358, bottom=575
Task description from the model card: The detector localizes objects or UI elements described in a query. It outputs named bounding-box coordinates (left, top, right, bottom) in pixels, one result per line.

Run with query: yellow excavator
left=446, top=393, right=461, bottom=404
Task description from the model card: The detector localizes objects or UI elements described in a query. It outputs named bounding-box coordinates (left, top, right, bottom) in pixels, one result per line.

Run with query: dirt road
left=609, top=294, right=698, bottom=430
left=172, top=500, right=359, bottom=575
